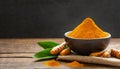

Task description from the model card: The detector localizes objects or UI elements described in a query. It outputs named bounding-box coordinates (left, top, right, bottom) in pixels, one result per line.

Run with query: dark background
left=0, top=0, right=120, bottom=38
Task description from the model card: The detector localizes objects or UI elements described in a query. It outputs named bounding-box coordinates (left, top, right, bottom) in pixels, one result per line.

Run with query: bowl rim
left=64, top=31, right=111, bottom=40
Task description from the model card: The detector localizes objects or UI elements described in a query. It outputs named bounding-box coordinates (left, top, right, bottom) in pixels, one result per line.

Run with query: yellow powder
left=66, top=61, right=84, bottom=67
left=67, top=17, right=109, bottom=39
left=43, top=59, right=60, bottom=67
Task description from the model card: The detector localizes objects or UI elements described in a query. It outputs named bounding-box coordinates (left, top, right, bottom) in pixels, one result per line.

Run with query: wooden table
left=0, top=38, right=120, bottom=69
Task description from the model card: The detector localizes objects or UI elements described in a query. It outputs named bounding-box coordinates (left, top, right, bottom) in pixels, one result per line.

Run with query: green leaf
left=65, top=45, right=69, bottom=48
left=33, top=48, right=57, bottom=59
left=38, top=41, right=59, bottom=49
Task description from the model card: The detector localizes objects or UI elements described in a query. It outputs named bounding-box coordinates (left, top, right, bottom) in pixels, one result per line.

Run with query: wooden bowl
left=64, top=31, right=111, bottom=55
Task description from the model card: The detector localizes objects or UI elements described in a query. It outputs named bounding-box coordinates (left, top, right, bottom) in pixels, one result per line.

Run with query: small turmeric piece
left=50, top=42, right=66, bottom=55
left=89, top=51, right=104, bottom=57
left=111, top=48, right=120, bottom=59
left=60, top=48, right=71, bottom=56
left=90, top=50, right=110, bottom=58
left=66, top=61, right=84, bottom=67
left=43, top=59, right=60, bottom=67
left=101, top=50, right=110, bottom=58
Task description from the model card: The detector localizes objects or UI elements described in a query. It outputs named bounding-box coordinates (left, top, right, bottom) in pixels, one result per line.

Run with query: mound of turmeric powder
left=43, top=59, right=60, bottom=67
left=67, top=17, right=109, bottom=39
left=66, top=61, right=84, bottom=67
left=43, top=60, right=84, bottom=67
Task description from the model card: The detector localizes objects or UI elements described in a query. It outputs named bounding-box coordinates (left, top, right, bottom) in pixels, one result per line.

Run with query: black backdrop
left=0, top=0, right=120, bottom=38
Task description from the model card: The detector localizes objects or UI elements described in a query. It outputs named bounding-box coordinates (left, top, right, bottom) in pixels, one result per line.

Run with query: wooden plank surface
left=0, top=38, right=64, bottom=53
left=0, top=58, right=120, bottom=69
left=0, top=38, right=120, bottom=69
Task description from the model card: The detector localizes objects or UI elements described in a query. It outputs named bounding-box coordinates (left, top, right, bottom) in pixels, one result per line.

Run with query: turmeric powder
left=67, top=17, right=109, bottom=39
left=43, top=59, right=60, bottom=67
left=66, top=61, right=84, bottom=67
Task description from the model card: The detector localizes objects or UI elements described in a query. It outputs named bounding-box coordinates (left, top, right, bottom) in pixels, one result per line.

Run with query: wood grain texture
left=0, top=38, right=120, bottom=69
left=0, top=38, right=64, bottom=53
left=0, top=53, right=33, bottom=58
left=57, top=55, right=120, bottom=67
left=0, top=58, right=120, bottom=69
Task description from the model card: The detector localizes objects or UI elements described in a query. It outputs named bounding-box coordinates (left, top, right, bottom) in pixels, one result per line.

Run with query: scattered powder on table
left=43, top=59, right=60, bottom=67
left=67, top=17, right=109, bottom=39
left=66, top=61, right=84, bottom=67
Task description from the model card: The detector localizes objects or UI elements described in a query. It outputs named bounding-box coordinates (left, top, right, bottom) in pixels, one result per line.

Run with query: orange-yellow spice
left=66, top=61, right=84, bottom=67
left=43, top=59, right=60, bottom=67
left=67, top=17, right=109, bottom=39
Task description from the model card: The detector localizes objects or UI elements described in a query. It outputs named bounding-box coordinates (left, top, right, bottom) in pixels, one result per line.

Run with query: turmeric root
left=50, top=42, right=66, bottom=55
left=60, top=48, right=71, bottom=56
left=111, top=48, right=120, bottom=59
left=101, top=50, right=110, bottom=58
left=89, top=51, right=104, bottom=57
left=90, top=50, right=110, bottom=58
